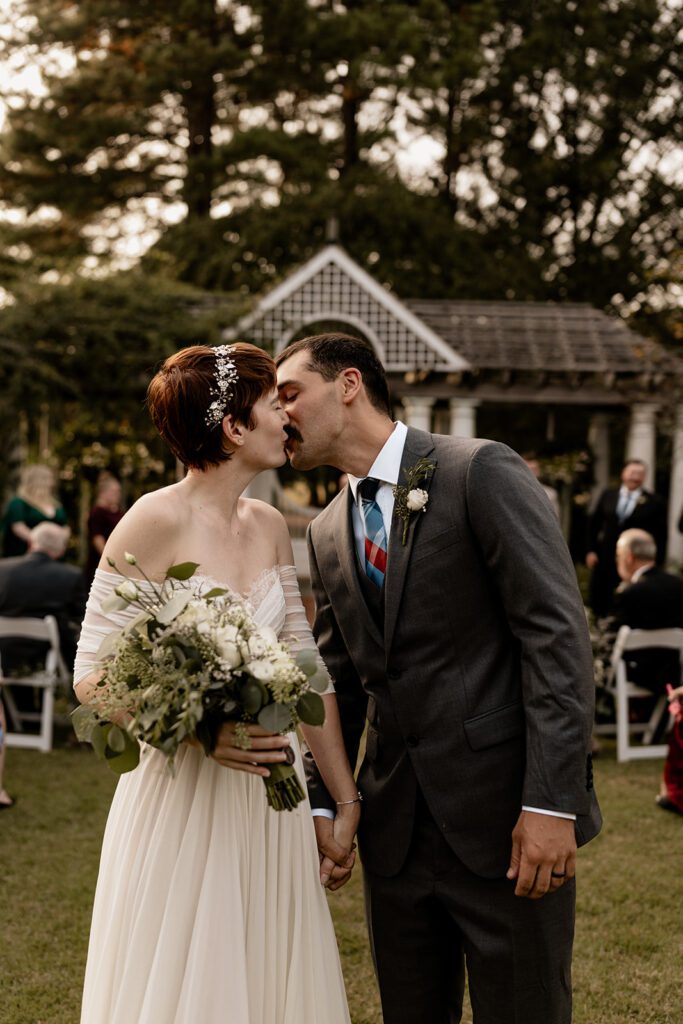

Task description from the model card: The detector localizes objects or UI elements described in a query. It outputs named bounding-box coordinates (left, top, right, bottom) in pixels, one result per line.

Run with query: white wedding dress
left=74, top=565, right=351, bottom=1024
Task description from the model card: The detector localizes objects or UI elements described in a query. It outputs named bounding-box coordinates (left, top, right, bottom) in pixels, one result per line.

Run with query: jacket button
left=406, top=734, right=419, bottom=748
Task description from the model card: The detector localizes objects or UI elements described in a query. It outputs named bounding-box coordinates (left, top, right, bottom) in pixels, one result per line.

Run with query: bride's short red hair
left=147, top=343, right=276, bottom=470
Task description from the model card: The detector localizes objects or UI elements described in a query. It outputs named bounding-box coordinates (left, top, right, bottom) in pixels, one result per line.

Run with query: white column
left=625, top=403, right=658, bottom=489
left=449, top=397, right=479, bottom=438
left=667, top=406, right=683, bottom=567
left=588, top=412, right=610, bottom=504
left=402, top=396, right=435, bottom=432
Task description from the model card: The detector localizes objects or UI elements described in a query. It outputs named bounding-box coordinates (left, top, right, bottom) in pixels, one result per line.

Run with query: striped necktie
left=358, top=477, right=387, bottom=590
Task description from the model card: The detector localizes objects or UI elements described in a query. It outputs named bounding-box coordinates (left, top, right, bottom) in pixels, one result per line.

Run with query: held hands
left=507, top=810, right=576, bottom=899
left=211, top=721, right=291, bottom=776
left=315, top=802, right=361, bottom=892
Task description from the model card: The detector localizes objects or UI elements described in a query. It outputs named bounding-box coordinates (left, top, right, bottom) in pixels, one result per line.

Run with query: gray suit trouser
left=363, top=792, right=574, bottom=1024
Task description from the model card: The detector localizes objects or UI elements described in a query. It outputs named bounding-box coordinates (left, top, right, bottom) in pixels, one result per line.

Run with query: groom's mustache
left=284, top=425, right=303, bottom=444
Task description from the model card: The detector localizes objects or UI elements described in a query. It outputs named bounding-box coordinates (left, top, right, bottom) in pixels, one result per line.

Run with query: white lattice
left=229, top=246, right=468, bottom=372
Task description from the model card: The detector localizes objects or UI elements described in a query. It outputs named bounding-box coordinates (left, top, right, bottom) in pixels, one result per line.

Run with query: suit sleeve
left=466, top=443, right=595, bottom=816
left=305, top=525, right=368, bottom=812
left=588, top=492, right=606, bottom=551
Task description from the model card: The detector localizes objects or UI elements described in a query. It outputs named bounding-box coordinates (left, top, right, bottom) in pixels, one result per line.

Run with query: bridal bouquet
left=72, top=555, right=328, bottom=811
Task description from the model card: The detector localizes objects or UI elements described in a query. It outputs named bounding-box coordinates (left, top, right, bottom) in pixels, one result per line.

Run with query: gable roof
left=227, top=245, right=469, bottom=372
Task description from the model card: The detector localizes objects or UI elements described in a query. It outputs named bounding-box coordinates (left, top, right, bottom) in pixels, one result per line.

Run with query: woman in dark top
left=85, top=474, right=125, bottom=585
left=1, top=465, right=67, bottom=557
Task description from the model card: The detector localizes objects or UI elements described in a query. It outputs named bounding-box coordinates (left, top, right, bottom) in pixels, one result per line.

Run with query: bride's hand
left=211, top=722, right=292, bottom=776
left=316, top=801, right=361, bottom=891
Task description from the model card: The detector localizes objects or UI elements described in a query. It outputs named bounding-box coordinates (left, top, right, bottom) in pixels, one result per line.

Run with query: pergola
left=227, top=244, right=683, bottom=563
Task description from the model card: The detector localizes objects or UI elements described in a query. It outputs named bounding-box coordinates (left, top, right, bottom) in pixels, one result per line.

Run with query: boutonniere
left=393, top=457, right=436, bottom=544
left=637, top=495, right=647, bottom=506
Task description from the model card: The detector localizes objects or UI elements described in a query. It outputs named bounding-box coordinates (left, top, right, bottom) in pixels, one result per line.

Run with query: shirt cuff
left=523, top=805, right=576, bottom=821
left=311, top=807, right=335, bottom=819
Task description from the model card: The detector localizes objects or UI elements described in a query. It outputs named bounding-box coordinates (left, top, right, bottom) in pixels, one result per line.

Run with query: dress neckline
left=93, top=564, right=283, bottom=614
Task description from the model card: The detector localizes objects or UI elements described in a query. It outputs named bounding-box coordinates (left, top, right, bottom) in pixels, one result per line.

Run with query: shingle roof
left=404, top=300, right=681, bottom=376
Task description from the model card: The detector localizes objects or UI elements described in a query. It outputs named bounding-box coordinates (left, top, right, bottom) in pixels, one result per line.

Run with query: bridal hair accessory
left=205, top=345, right=239, bottom=427
left=393, top=457, right=436, bottom=544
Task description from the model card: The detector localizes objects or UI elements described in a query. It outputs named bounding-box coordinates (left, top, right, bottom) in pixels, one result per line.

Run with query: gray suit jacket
left=307, top=428, right=601, bottom=879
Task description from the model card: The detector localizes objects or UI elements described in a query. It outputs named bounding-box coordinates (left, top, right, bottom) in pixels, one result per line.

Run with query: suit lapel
left=384, top=428, right=437, bottom=654
left=334, top=486, right=384, bottom=647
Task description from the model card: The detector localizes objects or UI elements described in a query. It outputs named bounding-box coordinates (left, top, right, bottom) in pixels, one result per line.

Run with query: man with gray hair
left=0, top=522, right=86, bottom=672
left=611, top=528, right=683, bottom=694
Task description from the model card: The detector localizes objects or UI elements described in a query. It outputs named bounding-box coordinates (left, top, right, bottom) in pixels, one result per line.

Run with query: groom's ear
left=338, top=368, right=363, bottom=405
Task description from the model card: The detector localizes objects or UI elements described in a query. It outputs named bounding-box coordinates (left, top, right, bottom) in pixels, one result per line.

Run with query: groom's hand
left=507, top=810, right=576, bottom=899
left=314, top=816, right=356, bottom=891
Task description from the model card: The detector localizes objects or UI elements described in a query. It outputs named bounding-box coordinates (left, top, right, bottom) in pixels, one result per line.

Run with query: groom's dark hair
left=276, top=333, right=391, bottom=414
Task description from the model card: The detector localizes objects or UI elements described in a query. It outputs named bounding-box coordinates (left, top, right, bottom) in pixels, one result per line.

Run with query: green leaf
left=257, top=702, right=293, bottom=733
left=296, top=691, right=325, bottom=727
left=307, top=669, right=329, bottom=694
left=96, top=630, right=121, bottom=660
left=241, top=680, right=265, bottom=715
left=165, top=562, right=200, bottom=581
left=107, top=724, right=126, bottom=753
left=90, top=722, right=111, bottom=760
left=155, top=591, right=192, bottom=624
left=295, top=648, right=318, bottom=676
left=203, top=587, right=228, bottom=598
left=105, top=735, right=140, bottom=775
left=101, top=592, right=131, bottom=614
left=71, top=703, right=96, bottom=743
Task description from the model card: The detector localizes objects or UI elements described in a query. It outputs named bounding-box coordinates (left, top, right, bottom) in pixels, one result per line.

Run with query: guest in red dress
left=658, top=685, right=683, bottom=816
left=85, top=474, right=125, bottom=586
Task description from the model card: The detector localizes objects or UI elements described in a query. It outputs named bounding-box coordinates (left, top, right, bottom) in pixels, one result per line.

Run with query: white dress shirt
left=616, top=485, right=642, bottom=521
left=313, top=421, right=575, bottom=822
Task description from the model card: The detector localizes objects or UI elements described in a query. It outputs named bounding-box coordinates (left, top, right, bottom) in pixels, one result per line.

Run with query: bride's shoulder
left=241, top=496, right=287, bottom=533
left=102, top=485, right=187, bottom=570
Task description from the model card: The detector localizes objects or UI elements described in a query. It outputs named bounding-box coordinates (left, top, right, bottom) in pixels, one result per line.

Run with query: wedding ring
left=551, top=870, right=566, bottom=878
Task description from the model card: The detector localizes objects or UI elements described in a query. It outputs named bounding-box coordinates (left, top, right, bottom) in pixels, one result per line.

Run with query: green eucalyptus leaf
left=105, top=735, right=140, bottom=774
left=101, top=592, right=131, bottom=614
left=165, top=562, right=200, bottom=581
left=307, top=669, right=329, bottom=694
left=295, top=648, right=318, bottom=676
left=71, top=703, right=97, bottom=743
left=155, top=591, right=192, bottom=624
left=241, top=680, right=265, bottom=715
left=91, top=722, right=111, bottom=760
left=96, top=630, right=122, bottom=660
left=257, top=702, right=292, bottom=733
left=296, top=691, right=325, bottom=727
left=107, top=724, right=126, bottom=753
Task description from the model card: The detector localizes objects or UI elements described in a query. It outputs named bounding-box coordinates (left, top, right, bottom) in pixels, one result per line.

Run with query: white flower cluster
left=205, top=344, right=239, bottom=427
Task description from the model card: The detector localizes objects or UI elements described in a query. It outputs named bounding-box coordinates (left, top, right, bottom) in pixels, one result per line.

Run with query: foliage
left=0, top=1, right=678, bottom=336
left=0, top=271, right=230, bottom=504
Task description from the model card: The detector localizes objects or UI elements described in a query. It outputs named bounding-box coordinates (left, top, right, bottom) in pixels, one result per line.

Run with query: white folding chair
left=609, top=625, right=683, bottom=763
left=0, top=615, right=65, bottom=753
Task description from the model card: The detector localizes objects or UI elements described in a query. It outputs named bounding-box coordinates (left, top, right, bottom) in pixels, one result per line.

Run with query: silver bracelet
left=336, top=792, right=363, bottom=806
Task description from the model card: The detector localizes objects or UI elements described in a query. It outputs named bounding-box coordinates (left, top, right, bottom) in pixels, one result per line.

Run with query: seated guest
left=611, top=528, right=683, bottom=694
left=0, top=522, right=86, bottom=674
left=85, top=473, right=125, bottom=587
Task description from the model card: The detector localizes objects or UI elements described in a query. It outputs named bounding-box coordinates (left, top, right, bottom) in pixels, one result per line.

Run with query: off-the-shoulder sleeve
left=73, top=569, right=153, bottom=687
left=278, top=565, right=334, bottom=695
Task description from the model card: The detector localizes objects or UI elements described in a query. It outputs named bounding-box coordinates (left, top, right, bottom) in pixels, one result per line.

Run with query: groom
left=276, top=334, right=601, bottom=1024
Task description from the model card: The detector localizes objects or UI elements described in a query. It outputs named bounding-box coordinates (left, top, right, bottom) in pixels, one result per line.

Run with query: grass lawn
left=1, top=736, right=680, bottom=1024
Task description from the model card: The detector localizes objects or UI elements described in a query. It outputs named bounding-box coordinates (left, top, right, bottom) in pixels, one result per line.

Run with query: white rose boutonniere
left=406, top=488, right=429, bottom=513
left=393, top=458, right=436, bottom=544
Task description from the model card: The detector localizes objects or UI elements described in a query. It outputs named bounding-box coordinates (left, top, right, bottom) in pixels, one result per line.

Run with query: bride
left=74, top=343, right=359, bottom=1024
